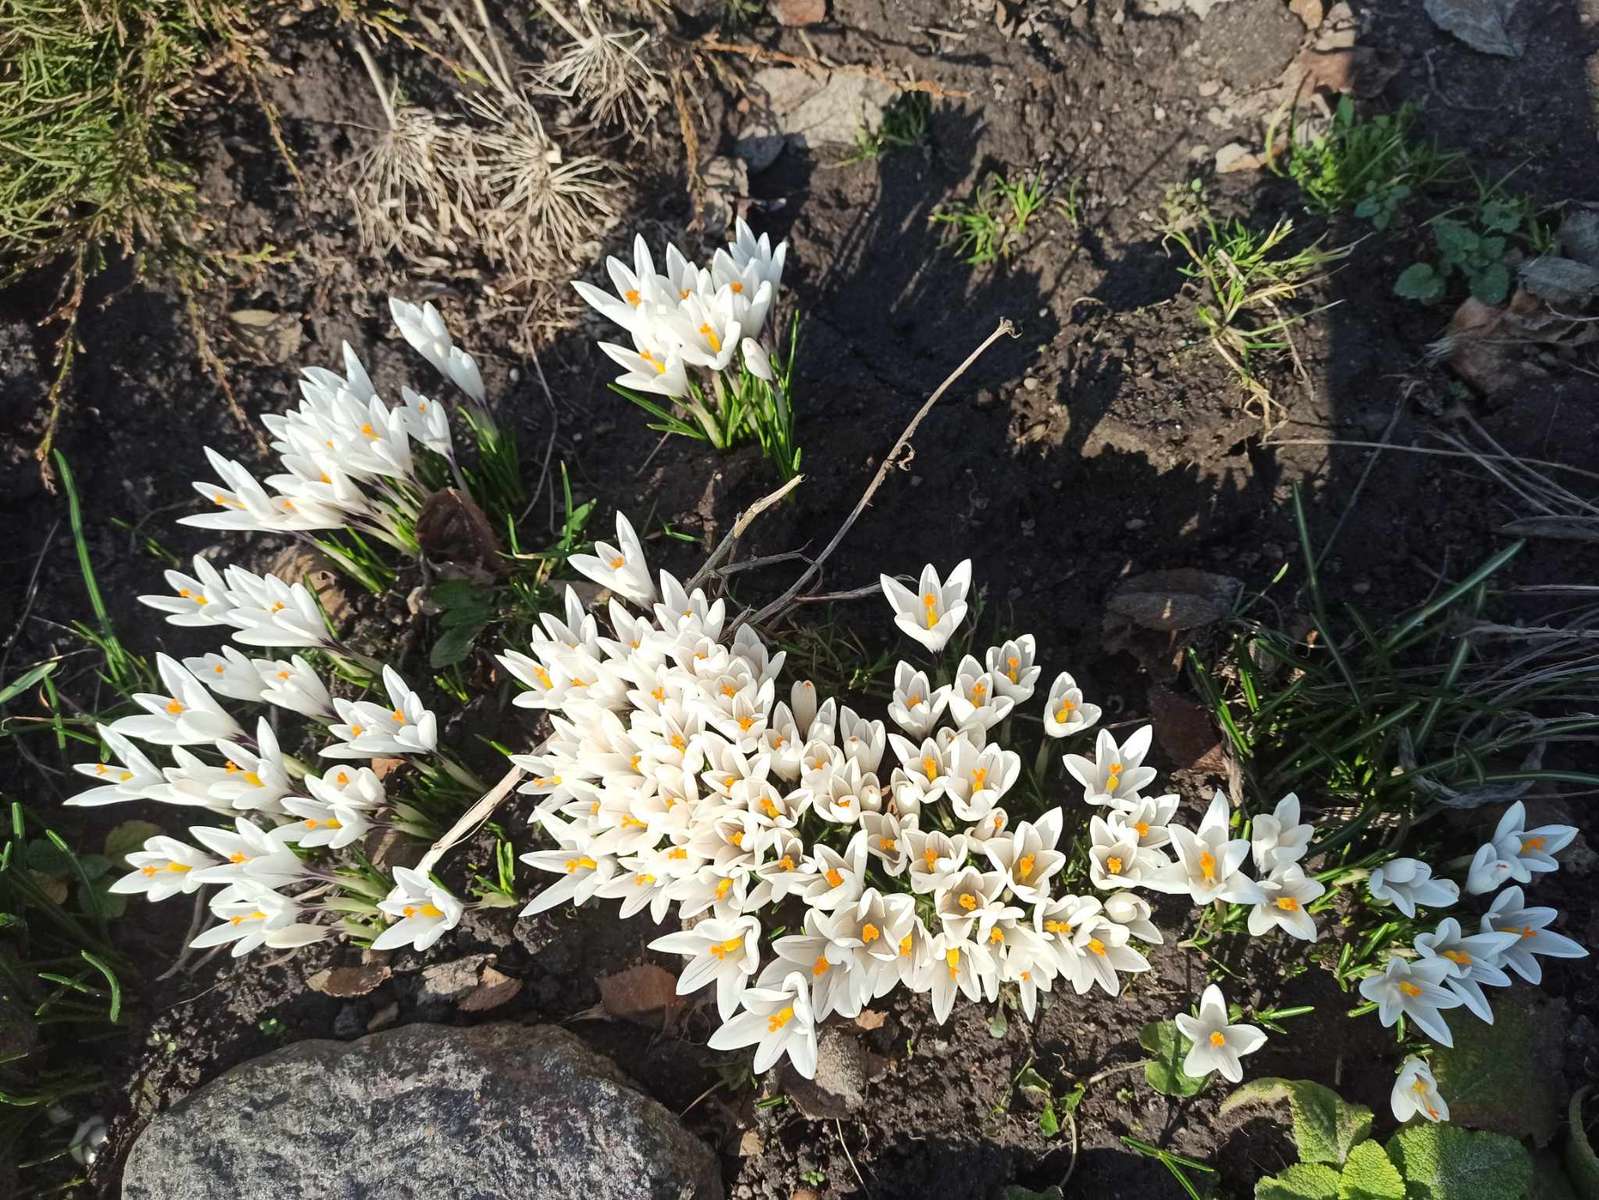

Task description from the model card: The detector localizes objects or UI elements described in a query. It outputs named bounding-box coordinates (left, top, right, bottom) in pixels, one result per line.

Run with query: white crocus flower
left=817, top=888, right=917, bottom=1013
left=1413, top=917, right=1518, bottom=1023
left=985, top=636, right=1041, bottom=703
left=649, top=914, right=761, bottom=1021
left=947, top=656, right=1014, bottom=731
left=67, top=725, right=166, bottom=807
left=1086, top=816, right=1155, bottom=891
left=222, top=573, right=332, bottom=649
left=740, top=337, right=774, bottom=382
left=520, top=836, right=616, bottom=916
left=398, top=386, right=453, bottom=456
left=1391, top=1056, right=1448, bottom=1124
left=569, top=512, right=656, bottom=607
left=389, top=297, right=485, bottom=402
left=254, top=654, right=336, bottom=720
left=1358, top=954, right=1463, bottom=1046
left=189, top=883, right=328, bottom=957
left=1481, top=886, right=1588, bottom=985
left=1174, top=985, right=1266, bottom=1083
left=1368, top=857, right=1459, bottom=919
left=726, top=218, right=788, bottom=292
left=985, top=810, right=1066, bottom=903
left=1249, top=792, right=1315, bottom=873
left=1103, top=891, right=1163, bottom=944
left=1041, top=670, right=1101, bottom=738
left=107, top=836, right=218, bottom=901
left=110, top=654, right=243, bottom=747
left=368, top=866, right=464, bottom=952
left=183, top=646, right=267, bottom=704
left=1063, top=726, right=1157, bottom=805
left=1246, top=865, right=1324, bottom=941
left=887, top=662, right=950, bottom=738
left=1148, top=791, right=1255, bottom=905
left=1465, top=801, right=1577, bottom=894
left=281, top=794, right=370, bottom=849
left=321, top=665, right=438, bottom=758
left=879, top=560, right=972, bottom=654
left=921, top=931, right=993, bottom=1024
left=599, top=335, right=690, bottom=399
left=904, top=829, right=969, bottom=895
left=1062, top=915, right=1149, bottom=996
left=709, top=970, right=817, bottom=1077
left=190, top=818, right=302, bottom=887
left=139, top=556, right=234, bottom=627
left=1107, top=793, right=1178, bottom=852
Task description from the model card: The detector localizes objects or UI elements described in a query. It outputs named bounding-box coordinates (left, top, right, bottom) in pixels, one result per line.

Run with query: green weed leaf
left=1139, top=1019, right=1207, bottom=1098
left=1223, top=1078, right=1372, bottom=1166
left=1394, top=263, right=1444, bottom=303
left=1387, top=1124, right=1533, bottom=1200
left=1258, top=1163, right=1342, bottom=1200
left=1338, top=1140, right=1404, bottom=1200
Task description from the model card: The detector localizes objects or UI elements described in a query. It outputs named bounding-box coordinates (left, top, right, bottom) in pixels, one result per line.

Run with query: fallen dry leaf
left=854, top=1009, right=887, bottom=1031
left=1105, top=570, right=1242, bottom=633
left=306, top=962, right=392, bottom=998
left=738, top=1130, right=764, bottom=1157
left=416, top=488, right=504, bottom=573
left=1149, top=686, right=1227, bottom=775
left=1288, top=0, right=1324, bottom=28
left=1293, top=45, right=1401, bottom=97
left=458, top=965, right=523, bottom=1012
left=597, top=964, right=684, bottom=1026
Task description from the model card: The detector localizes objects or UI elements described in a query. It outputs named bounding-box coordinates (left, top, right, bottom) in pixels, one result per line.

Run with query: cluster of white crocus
left=573, top=221, right=786, bottom=398
left=1358, top=800, right=1585, bottom=1124
left=178, top=299, right=480, bottom=543
left=68, top=302, right=503, bottom=957
left=508, top=529, right=1263, bottom=1078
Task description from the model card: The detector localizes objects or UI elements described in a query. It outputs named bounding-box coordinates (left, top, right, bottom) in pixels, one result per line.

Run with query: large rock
left=122, top=1023, right=723, bottom=1200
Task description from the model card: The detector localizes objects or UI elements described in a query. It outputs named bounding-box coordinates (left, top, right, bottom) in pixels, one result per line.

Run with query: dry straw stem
left=530, top=0, right=665, bottom=135
left=740, top=318, right=1018, bottom=631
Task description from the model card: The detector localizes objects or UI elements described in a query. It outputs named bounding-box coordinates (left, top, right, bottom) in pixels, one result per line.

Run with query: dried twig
left=417, top=763, right=527, bottom=874
left=687, top=474, right=805, bottom=590
left=740, top=319, right=1016, bottom=630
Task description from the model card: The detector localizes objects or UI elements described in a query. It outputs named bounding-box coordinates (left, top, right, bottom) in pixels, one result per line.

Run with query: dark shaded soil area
left=3, top=1, right=1598, bottom=1198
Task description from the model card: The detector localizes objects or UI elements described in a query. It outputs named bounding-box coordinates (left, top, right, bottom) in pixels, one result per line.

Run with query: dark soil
left=3, top=1, right=1598, bottom=1198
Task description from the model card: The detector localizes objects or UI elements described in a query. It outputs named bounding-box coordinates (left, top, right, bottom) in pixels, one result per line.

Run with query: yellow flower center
left=1275, top=896, right=1299, bottom=911
left=1107, top=856, right=1123, bottom=875
left=1209, top=1030, right=1226, bottom=1047
left=1399, top=981, right=1423, bottom=997
left=767, top=1005, right=794, bottom=1032
left=958, top=894, right=978, bottom=911
left=564, top=856, right=598, bottom=873
left=1199, top=850, right=1216, bottom=882
left=861, top=923, right=881, bottom=944
left=825, top=869, right=844, bottom=888
left=698, top=323, right=722, bottom=352
left=1088, top=938, right=1106, bottom=957
left=1443, top=949, right=1472, bottom=965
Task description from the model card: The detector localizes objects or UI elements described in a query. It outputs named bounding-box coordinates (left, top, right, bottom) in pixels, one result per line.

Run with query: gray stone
left=744, top=67, right=896, bottom=152
left=122, top=1023, right=723, bottom=1200
left=778, top=1026, right=869, bottom=1119
left=1135, top=0, right=1235, bottom=17
left=1424, top=0, right=1526, bottom=57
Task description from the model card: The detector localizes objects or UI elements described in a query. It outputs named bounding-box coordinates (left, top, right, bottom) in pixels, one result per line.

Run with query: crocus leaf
left=1256, top=1163, right=1342, bottom=1200
left=1139, top=1019, right=1206, bottom=1098
left=1338, top=1140, right=1404, bottom=1200
left=1039, top=1098, right=1060, bottom=1138
left=1387, top=1123, right=1533, bottom=1200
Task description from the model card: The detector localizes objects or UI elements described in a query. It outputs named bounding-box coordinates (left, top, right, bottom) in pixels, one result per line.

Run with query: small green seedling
left=1270, top=97, right=1457, bottom=226
left=845, top=91, right=932, bottom=163
left=931, top=170, right=1046, bottom=265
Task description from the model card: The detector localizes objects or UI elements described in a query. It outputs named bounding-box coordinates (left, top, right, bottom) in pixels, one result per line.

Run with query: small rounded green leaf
left=1258, top=1163, right=1342, bottom=1200
left=1339, top=1140, right=1405, bottom=1200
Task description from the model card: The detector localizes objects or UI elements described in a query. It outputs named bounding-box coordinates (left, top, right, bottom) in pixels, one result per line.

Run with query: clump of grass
left=844, top=90, right=932, bottom=164
left=1190, top=487, right=1599, bottom=864
left=931, top=169, right=1045, bottom=265
left=0, top=0, right=268, bottom=474
left=1269, top=96, right=1458, bottom=230
left=1161, top=185, right=1351, bottom=428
